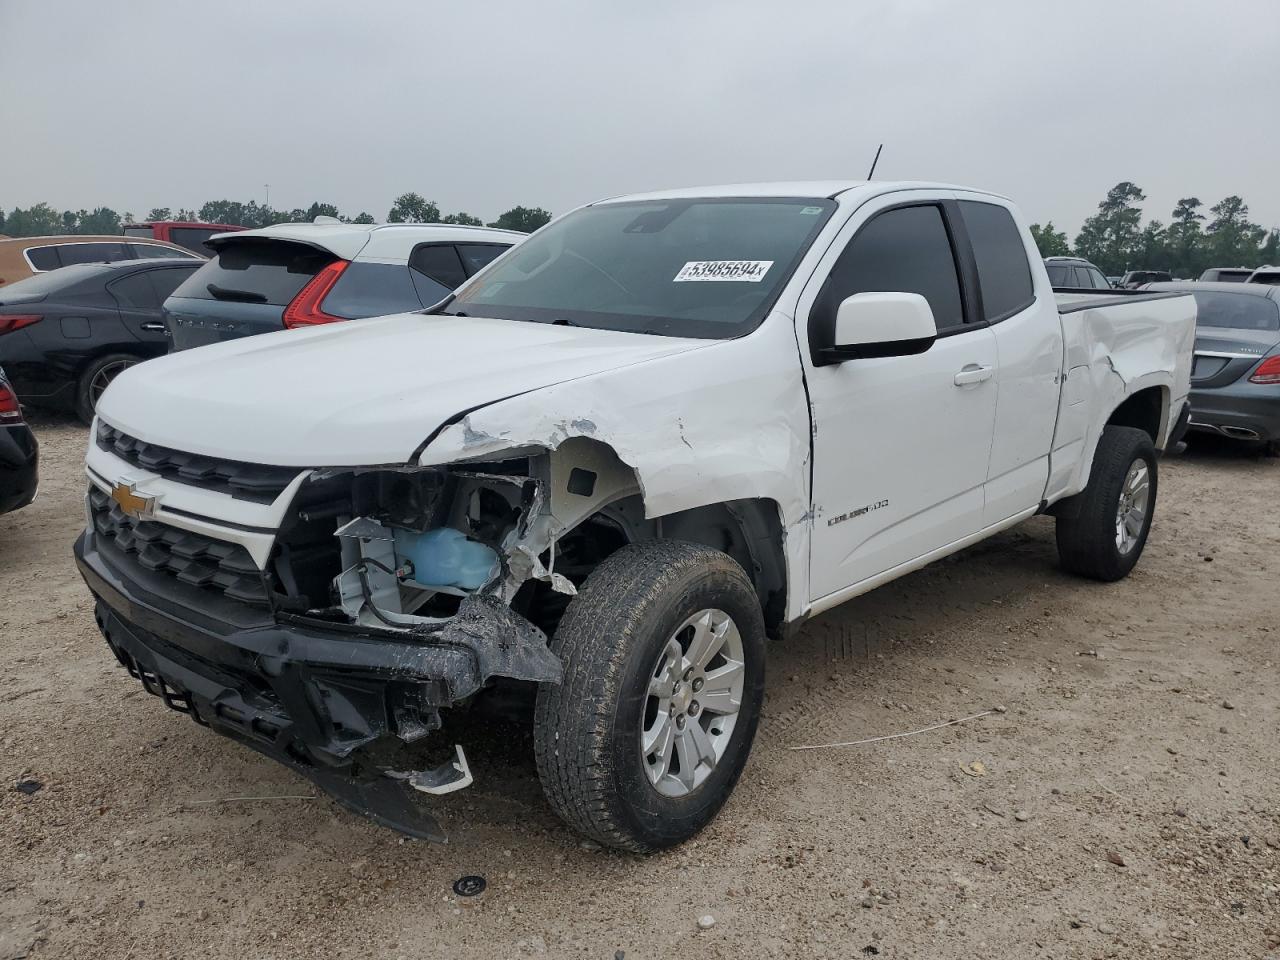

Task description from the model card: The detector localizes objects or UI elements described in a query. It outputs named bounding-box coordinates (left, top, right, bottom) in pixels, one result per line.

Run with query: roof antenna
left=866, top=143, right=884, bottom=180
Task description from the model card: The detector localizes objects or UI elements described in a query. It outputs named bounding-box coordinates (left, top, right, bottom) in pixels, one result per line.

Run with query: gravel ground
left=2, top=418, right=1277, bottom=960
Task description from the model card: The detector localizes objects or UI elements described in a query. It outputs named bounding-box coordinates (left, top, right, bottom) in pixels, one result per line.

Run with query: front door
left=801, top=199, right=999, bottom=602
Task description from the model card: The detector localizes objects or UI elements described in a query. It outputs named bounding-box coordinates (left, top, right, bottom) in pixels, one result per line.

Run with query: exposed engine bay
left=271, top=436, right=644, bottom=637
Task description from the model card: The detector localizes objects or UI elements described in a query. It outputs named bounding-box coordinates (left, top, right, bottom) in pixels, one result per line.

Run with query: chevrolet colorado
left=75, top=181, right=1195, bottom=851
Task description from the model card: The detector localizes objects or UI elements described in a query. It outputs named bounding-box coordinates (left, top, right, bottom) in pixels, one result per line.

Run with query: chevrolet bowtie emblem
left=110, top=482, right=155, bottom=520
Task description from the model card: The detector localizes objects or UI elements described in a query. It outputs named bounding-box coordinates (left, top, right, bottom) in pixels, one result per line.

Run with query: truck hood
left=97, top=312, right=710, bottom=466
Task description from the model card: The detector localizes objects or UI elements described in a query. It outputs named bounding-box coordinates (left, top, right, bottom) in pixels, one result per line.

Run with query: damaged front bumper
left=74, top=527, right=561, bottom=841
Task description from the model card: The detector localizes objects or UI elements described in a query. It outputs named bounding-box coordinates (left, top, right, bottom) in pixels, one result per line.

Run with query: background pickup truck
left=76, top=180, right=1195, bottom=851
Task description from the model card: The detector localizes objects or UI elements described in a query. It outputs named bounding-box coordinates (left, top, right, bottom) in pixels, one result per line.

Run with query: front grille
left=96, top=422, right=301, bottom=504
left=89, top=486, right=271, bottom=605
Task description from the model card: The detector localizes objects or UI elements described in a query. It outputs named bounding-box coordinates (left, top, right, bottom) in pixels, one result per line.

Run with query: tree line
left=1030, top=182, right=1279, bottom=278
left=0, top=193, right=553, bottom=237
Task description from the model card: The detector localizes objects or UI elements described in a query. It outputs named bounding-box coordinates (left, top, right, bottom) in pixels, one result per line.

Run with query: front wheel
left=1055, top=425, right=1158, bottom=581
left=533, top=540, right=766, bottom=852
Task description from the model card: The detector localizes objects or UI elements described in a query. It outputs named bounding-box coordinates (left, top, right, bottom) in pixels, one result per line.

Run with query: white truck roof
left=207, top=221, right=526, bottom=263
left=599, top=180, right=995, bottom=204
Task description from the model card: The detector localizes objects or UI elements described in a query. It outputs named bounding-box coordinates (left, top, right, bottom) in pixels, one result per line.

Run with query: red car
left=122, top=221, right=247, bottom=256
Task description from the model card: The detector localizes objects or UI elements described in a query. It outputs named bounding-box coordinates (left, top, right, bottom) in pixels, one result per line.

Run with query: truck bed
left=1054, top=288, right=1191, bottom=314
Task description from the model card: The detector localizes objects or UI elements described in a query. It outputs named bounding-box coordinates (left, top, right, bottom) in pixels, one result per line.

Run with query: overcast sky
left=2, top=0, right=1277, bottom=236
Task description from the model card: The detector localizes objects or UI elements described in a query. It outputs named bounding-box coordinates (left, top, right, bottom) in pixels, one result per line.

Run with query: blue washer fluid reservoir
left=393, top=527, right=499, bottom=591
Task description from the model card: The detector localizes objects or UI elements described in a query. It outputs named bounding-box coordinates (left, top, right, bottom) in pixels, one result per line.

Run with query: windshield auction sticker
left=674, top=260, right=774, bottom=282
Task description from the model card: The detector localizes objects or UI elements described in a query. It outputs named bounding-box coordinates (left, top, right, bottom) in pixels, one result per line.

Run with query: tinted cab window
left=958, top=201, right=1034, bottom=321
left=815, top=204, right=965, bottom=333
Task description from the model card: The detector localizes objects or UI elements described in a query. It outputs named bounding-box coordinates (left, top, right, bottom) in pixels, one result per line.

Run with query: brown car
left=0, top=235, right=199, bottom=287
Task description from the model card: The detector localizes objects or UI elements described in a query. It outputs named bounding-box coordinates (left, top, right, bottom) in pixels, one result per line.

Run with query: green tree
left=61, top=210, right=80, bottom=234
left=441, top=211, right=484, bottom=226
left=147, top=207, right=172, bottom=222
left=4, top=203, right=67, bottom=236
left=1074, top=182, right=1146, bottom=275
left=1029, top=222, right=1070, bottom=257
left=352, top=211, right=376, bottom=224
left=77, top=207, right=122, bottom=235
left=199, top=200, right=252, bottom=226
left=1165, top=198, right=1204, bottom=278
left=305, top=202, right=341, bottom=221
left=0, top=208, right=6, bottom=234
left=488, top=206, right=551, bottom=233
left=387, top=193, right=440, bottom=223
left=1135, top=220, right=1168, bottom=271
left=175, top=208, right=197, bottom=221
left=1206, top=196, right=1265, bottom=267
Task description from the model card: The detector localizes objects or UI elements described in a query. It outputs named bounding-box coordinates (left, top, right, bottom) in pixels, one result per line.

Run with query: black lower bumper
left=0, top=423, right=38, bottom=516
left=75, top=527, right=561, bottom=839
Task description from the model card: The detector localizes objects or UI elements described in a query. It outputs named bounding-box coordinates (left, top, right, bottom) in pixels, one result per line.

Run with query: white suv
left=163, top=219, right=524, bottom=350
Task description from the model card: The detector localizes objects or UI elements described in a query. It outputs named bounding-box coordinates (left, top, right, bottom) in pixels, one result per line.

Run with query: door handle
left=953, top=364, right=994, bottom=386
left=140, top=322, right=166, bottom=332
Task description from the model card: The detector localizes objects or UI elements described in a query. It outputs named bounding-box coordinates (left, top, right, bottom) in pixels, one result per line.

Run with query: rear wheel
left=1055, top=425, right=1158, bottom=581
left=533, top=540, right=766, bottom=852
left=76, top=353, right=139, bottom=423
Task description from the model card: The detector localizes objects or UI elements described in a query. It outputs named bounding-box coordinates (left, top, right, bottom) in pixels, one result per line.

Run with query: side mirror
left=819, top=292, right=938, bottom=363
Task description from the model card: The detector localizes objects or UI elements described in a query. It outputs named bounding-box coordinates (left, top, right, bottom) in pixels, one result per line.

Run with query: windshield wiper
left=206, top=283, right=267, bottom=304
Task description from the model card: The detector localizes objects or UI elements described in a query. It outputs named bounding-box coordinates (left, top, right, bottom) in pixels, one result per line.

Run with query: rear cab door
left=951, top=195, right=1065, bottom=524
left=798, top=189, right=999, bottom=601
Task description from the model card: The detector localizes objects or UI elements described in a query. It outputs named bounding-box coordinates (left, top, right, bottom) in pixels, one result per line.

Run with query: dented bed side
left=1045, top=291, right=1195, bottom=503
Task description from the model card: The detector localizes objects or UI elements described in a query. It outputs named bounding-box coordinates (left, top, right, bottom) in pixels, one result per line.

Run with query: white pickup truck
left=76, top=181, right=1195, bottom=851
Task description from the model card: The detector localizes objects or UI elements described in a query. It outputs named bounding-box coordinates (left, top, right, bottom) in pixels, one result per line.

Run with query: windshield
left=1192, top=291, right=1280, bottom=331
left=442, top=198, right=836, bottom=338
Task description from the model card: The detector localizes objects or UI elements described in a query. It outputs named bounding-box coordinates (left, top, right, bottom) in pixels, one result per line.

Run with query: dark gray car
left=1146, top=281, right=1280, bottom=450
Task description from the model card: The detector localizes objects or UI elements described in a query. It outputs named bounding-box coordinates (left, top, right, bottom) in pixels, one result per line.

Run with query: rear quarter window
left=25, top=246, right=62, bottom=271
left=410, top=244, right=468, bottom=290
left=172, top=240, right=334, bottom=305
left=456, top=243, right=512, bottom=275
left=108, top=272, right=162, bottom=309
left=959, top=201, right=1034, bottom=321
left=322, top=262, right=424, bottom=319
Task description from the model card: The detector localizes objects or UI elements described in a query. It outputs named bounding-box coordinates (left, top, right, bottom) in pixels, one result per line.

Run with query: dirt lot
left=2, top=418, right=1277, bottom=960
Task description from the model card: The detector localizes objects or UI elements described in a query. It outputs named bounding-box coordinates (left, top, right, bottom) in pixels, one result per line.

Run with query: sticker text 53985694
left=673, top=260, right=774, bottom=283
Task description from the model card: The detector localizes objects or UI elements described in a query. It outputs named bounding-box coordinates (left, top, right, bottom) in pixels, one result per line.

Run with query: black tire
left=75, top=353, right=139, bottom=424
left=533, top=540, right=766, bottom=853
left=1055, top=425, right=1158, bottom=581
